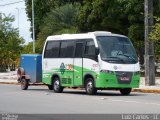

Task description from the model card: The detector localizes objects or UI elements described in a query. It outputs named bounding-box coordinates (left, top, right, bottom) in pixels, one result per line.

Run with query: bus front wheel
left=120, top=88, right=131, bottom=95
left=53, top=77, right=63, bottom=93
left=85, top=78, right=97, bottom=95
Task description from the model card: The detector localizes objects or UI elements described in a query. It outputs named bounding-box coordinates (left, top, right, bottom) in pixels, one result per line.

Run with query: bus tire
left=47, top=85, right=53, bottom=90
left=85, top=78, right=97, bottom=95
left=120, top=88, right=131, bottom=95
left=21, top=78, right=29, bottom=90
left=53, top=77, right=63, bottom=93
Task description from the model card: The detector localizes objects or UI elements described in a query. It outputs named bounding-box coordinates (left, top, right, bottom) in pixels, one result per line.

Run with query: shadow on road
left=26, top=87, right=146, bottom=97
left=62, top=90, right=145, bottom=97
left=27, top=89, right=55, bottom=94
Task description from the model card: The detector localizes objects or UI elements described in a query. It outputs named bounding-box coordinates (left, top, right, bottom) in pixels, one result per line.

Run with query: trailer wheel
left=53, top=77, right=63, bottom=93
left=17, top=67, right=24, bottom=82
left=120, top=88, right=131, bottom=95
left=21, top=78, right=29, bottom=90
left=85, top=78, right=97, bottom=95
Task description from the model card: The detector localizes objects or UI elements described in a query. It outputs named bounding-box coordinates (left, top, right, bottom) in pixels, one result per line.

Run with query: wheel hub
left=87, top=81, right=93, bottom=92
left=54, top=80, right=59, bottom=90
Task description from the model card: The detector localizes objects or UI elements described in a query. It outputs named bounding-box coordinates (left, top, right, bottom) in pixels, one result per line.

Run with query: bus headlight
left=100, top=70, right=114, bottom=74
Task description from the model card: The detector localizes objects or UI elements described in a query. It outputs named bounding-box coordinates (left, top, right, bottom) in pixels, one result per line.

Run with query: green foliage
left=0, top=13, right=24, bottom=66
left=149, top=17, right=160, bottom=55
left=25, top=1, right=82, bottom=54
left=78, top=0, right=144, bottom=37
left=22, top=42, right=34, bottom=54
left=150, top=17, right=160, bottom=42
left=25, top=0, right=57, bottom=39
left=78, top=0, right=160, bottom=64
left=35, top=39, right=45, bottom=54
left=25, top=0, right=82, bottom=39
left=22, top=39, right=45, bottom=54
left=34, top=3, right=80, bottom=53
left=38, top=3, right=80, bottom=38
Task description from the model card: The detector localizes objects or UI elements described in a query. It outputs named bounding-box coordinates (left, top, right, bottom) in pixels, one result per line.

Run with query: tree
left=24, top=0, right=83, bottom=54
left=78, top=0, right=143, bottom=63
left=148, top=0, right=160, bottom=61
left=0, top=13, right=24, bottom=70
left=25, top=0, right=82, bottom=39
left=149, top=17, right=160, bottom=55
left=33, top=3, right=80, bottom=53
left=22, top=42, right=34, bottom=54
left=25, top=0, right=56, bottom=39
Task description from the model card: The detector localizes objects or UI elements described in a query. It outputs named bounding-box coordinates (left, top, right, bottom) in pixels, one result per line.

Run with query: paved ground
left=0, top=84, right=160, bottom=114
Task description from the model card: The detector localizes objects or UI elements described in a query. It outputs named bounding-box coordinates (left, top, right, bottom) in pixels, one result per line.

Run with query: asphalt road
left=0, top=84, right=160, bottom=114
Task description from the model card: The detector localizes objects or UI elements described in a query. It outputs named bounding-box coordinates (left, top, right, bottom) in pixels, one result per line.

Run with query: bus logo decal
left=60, top=63, right=65, bottom=75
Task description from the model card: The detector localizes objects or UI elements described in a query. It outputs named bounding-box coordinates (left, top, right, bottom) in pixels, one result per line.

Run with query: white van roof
left=46, top=31, right=127, bottom=41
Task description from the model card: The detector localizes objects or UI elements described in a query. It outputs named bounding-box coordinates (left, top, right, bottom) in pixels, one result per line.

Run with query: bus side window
left=60, top=41, right=75, bottom=58
left=44, top=41, right=60, bottom=58
left=60, top=41, right=67, bottom=58
left=66, top=41, right=75, bottom=57
left=75, top=42, right=84, bottom=58
left=84, top=40, right=96, bottom=59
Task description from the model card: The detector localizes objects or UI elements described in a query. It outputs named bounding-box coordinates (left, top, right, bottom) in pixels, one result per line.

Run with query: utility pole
left=15, top=8, right=19, bottom=37
left=32, top=0, right=35, bottom=53
left=144, top=0, right=155, bottom=85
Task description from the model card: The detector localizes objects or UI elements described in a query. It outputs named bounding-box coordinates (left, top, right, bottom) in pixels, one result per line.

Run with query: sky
left=0, top=0, right=32, bottom=44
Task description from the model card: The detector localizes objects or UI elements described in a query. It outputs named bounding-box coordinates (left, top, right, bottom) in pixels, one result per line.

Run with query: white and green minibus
left=42, top=31, right=140, bottom=95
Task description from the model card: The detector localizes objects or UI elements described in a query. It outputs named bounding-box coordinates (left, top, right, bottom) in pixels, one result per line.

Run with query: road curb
left=132, top=89, right=160, bottom=93
left=0, top=82, right=47, bottom=87
left=0, top=82, right=19, bottom=85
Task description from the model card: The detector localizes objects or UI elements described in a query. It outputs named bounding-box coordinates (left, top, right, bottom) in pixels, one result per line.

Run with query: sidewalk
left=0, top=71, right=160, bottom=93
left=0, top=70, right=18, bottom=84
left=132, top=77, right=160, bottom=93
left=133, top=85, right=160, bottom=93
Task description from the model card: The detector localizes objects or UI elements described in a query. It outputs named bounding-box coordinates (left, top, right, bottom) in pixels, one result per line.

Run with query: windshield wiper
left=102, top=57, right=125, bottom=63
left=117, top=53, right=136, bottom=62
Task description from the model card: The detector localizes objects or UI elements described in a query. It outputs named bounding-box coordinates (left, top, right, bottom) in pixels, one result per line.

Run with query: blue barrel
left=20, top=54, right=42, bottom=83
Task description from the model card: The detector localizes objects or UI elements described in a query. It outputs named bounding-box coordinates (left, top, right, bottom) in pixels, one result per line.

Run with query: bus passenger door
left=74, top=41, right=84, bottom=86
left=59, top=41, right=74, bottom=87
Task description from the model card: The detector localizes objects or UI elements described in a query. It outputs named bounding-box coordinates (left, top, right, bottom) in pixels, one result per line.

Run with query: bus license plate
left=120, top=77, right=129, bottom=81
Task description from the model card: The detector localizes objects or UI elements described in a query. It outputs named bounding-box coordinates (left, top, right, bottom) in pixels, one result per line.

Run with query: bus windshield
left=97, top=36, right=138, bottom=64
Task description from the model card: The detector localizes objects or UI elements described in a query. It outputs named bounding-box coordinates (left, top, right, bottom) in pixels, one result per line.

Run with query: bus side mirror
left=95, top=48, right=99, bottom=56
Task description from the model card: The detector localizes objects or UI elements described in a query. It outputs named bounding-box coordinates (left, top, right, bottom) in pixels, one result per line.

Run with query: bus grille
left=115, top=71, right=133, bottom=84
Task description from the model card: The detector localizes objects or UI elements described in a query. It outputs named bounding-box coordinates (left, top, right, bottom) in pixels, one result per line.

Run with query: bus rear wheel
left=120, top=88, right=132, bottom=95
left=53, top=77, right=63, bottom=93
left=85, top=78, right=97, bottom=95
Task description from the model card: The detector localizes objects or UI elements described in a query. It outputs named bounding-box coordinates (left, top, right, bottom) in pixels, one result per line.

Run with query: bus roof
left=46, top=31, right=127, bottom=41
